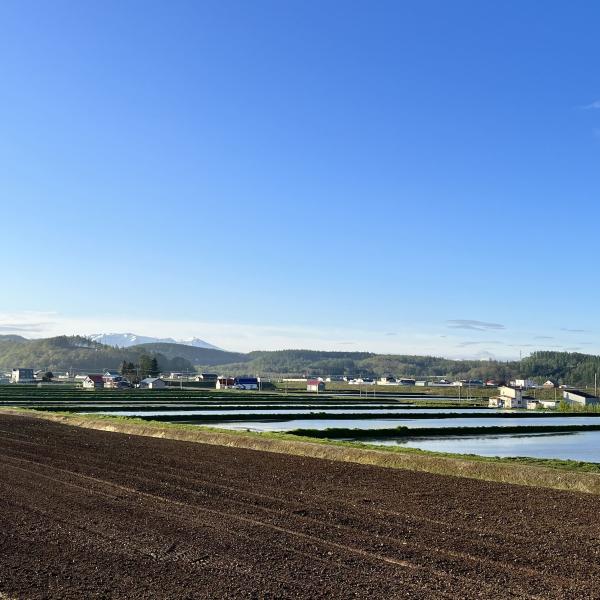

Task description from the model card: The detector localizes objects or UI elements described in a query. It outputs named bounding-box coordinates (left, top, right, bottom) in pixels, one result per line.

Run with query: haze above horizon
left=1, top=1, right=600, bottom=359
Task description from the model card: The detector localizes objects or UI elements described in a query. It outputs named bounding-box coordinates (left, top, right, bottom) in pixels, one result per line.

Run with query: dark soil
left=0, top=414, right=599, bottom=599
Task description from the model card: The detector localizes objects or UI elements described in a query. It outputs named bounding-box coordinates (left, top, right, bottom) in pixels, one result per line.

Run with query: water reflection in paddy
left=362, top=431, right=600, bottom=462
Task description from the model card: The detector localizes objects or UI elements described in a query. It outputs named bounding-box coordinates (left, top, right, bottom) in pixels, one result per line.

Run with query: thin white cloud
left=508, top=344, right=535, bottom=348
left=447, top=319, right=505, bottom=331
left=0, top=323, right=48, bottom=333
left=456, top=340, right=502, bottom=347
left=583, top=100, right=600, bottom=109
left=456, top=349, right=498, bottom=361
left=0, top=312, right=56, bottom=334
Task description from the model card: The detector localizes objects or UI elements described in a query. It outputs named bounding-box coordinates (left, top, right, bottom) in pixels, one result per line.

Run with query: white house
left=489, top=386, right=526, bottom=409
left=139, top=377, right=167, bottom=389
left=103, top=371, right=127, bottom=389
left=82, top=374, right=104, bottom=389
left=10, top=368, right=35, bottom=384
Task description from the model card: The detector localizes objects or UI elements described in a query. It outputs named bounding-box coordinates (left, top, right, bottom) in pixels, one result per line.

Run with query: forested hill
left=2, top=337, right=600, bottom=386
left=0, top=336, right=198, bottom=374
left=132, top=343, right=248, bottom=366
left=201, top=349, right=600, bottom=386
left=519, top=351, right=600, bottom=387
left=198, top=349, right=518, bottom=381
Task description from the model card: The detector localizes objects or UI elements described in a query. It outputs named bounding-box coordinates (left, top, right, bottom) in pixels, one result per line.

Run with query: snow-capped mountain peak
left=88, top=333, right=221, bottom=350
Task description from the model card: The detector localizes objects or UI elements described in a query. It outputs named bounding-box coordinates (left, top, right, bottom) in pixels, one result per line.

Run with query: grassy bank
left=3, top=406, right=600, bottom=495
left=288, top=424, right=600, bottom=439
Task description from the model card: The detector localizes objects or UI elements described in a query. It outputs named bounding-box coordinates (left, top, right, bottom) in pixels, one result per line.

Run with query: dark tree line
left=120, top=355, right=160, bottom=383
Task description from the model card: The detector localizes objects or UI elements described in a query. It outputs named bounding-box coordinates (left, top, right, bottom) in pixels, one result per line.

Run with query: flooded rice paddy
left=79, top=403, right=600, bottom=462
left=364, top=431, right=600, bottom=462
left=4, top=386, right=598, bottom=462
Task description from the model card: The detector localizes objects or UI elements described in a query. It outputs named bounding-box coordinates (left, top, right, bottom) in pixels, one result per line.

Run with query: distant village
left=3, top=368, right=599, bottom=409
left=3, top=368, right=263, bottom=391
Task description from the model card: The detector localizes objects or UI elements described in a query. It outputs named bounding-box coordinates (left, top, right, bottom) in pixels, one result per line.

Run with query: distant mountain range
left=88, top=333, right=221, bottom=350
left=0, top=335, right=599, bottom=385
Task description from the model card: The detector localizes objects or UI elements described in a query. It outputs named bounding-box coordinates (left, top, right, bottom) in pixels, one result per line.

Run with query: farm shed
left=234, top=377, right=259, bottom=390
left=139, top=377, right=167, bottom=389
left=562, top=390, right=600, bottom=407
left=10, top=368, right=35, bottom=384
left=196, top=373, right=218, bottom=383
left=216, top=377, right=235, bottom=389
left=307, top=379, right=325, bottom=393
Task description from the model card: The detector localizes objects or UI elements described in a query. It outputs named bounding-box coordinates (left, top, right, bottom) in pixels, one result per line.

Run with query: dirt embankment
left=1, top=414, right=600, bottom=599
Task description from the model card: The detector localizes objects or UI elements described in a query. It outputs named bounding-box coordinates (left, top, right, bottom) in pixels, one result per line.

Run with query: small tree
left=149, top=357, right=159, bottom=377
left=42, top=371, right=54, bottom=382
left=139, top=354, right=153, bottom=379
left=120, top=360, right=137, bottom=381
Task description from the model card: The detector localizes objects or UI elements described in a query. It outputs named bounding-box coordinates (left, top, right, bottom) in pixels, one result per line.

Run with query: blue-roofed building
left=234, top=377, right=259, bottom=390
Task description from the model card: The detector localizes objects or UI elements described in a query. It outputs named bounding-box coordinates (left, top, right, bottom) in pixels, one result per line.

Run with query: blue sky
left=1, top=1, right=600, bottom=357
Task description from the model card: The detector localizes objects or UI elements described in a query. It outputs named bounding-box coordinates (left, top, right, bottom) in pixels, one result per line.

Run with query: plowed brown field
left=1, top=414, right=599, bottom=599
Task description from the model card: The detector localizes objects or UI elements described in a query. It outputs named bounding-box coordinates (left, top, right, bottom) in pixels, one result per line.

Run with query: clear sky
left=1, top=1, right=600, bottom=358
